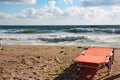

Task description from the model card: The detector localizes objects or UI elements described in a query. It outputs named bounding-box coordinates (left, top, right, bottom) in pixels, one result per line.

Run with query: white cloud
left=0, top=0, right=120, bottom=25
left=65, top=6, right=112, bottom=25
left=38, top=1, right=63, bottom=16
left=63, top=0, right=73, bottom=4
left=81, top=0, right=120, bottom=6
left=112, top=6, right=120, bottom=12
left=15, top=8, right=37, bottom=19
left=15, top=1, right=63, bottom=19
left=49, top=0, right=56, bottom=8
left=49, top=1, right=63, bottom=15
left=110, top=6, right=120, bottom=19
left=0, top=0, right=36, bottom=4
left=23, top=8, right=36, bottom=15
left=0, top=12, right=12, bottom=19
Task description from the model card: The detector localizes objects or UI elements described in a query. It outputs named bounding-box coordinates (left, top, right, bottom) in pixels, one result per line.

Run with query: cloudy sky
left=0, top=0, right=120, bottom=25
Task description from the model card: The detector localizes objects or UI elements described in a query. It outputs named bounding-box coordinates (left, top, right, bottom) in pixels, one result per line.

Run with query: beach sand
left=0, top=45, right=120, bottom=80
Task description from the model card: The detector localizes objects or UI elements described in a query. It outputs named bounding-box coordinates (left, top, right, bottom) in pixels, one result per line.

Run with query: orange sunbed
left=74, top=55, right=109, bottom=64
left=83, top=47, right=113, bottom=56
left=74, top=47, right=113, bottom=64
left=74, top=47, right=114, bottom=74
left=74, top=47, right=114, bottom=79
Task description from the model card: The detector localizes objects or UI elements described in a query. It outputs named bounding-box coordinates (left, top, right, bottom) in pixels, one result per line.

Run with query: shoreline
left=0, top=45, right=120, bottom=79
left=1, top=44, right=117, bottom=48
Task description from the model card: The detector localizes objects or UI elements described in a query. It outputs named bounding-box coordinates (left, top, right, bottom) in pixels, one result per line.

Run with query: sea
left=0, top=25, right=120, bottom=48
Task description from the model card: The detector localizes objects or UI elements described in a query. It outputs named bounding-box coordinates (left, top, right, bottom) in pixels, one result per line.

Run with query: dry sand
left=0, top=45, right=120, bottom=80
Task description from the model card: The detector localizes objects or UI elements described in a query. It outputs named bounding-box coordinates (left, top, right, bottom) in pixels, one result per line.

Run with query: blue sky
left=0, top=0, right=120, bottom=25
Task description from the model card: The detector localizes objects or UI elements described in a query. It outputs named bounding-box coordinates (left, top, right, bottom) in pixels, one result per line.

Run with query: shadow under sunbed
left=54, top=63, right=97, bottom=80
left=54, top=63, right=78, bottom=80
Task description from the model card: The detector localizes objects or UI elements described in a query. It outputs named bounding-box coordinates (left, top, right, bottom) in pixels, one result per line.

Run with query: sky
left=0, top=0, right=120, bottom=25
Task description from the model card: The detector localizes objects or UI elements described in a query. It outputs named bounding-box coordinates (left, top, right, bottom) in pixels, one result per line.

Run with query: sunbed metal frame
left=74, top=47, right=114, bottom=76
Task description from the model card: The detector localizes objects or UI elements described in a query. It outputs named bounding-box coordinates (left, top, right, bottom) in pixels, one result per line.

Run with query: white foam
left=0, top=30, right=120, bottom=47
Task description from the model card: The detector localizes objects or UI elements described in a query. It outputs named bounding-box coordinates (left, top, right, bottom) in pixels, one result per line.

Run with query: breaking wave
left=68, top=28, right=120, bottom=34
left=37, top=36, right=91, bottom=43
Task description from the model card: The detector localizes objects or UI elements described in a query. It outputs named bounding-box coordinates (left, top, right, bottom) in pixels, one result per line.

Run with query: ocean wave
left=0, top=29, right=57, bottom=34
left=36, top=36, right=91, bottom=43
left=67, top=28, right=120, bottom=34
left=68, top=28, right=94, bottom=33
left=0, top=38, right=19, bottom=40
left=1, top=27, right=120, bottom=34
left=0, top=35, right=92, bottom=43
left=102, top=29, right=120, bottom=34
left=0, top=29, right=25, bottom=34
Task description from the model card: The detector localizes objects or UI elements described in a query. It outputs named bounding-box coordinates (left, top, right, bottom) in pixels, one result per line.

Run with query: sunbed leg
left=107, top=57, right=112, bottom=75
left=112, top=49, right=114, bottom=64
